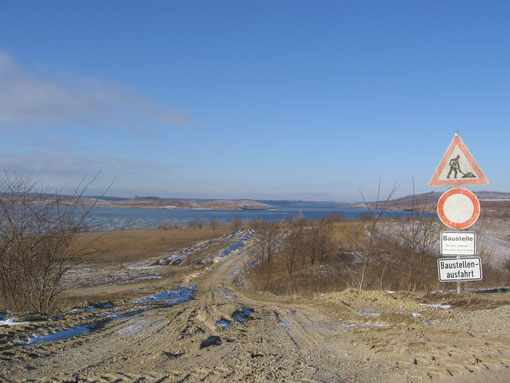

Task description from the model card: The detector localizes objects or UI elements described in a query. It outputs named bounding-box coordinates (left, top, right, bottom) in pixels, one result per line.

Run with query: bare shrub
left=247, top=182, right=447, bottom=295
left=249, top=214, right=351, bottom=295
left=249, top=219, right=283, bottom=288
left=188, top=218, right=203, bottom=229
left=253, top=219, right=281, bottom=265
left=282, top=217, right=307, bottom=277
left=338, top=182, right=399, bottom=290
left=381, top=189, right=440, bottom=291
left=208, top=218, right=220, bottom=232
left=231, top=216, right=243, bottom=230
left=0, top=173, right=99, bottom=312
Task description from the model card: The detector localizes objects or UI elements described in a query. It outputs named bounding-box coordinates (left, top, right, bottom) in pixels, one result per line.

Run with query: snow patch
left=117, top=319, right=152, bottom=335
left=0, top=318, right=31, bottom=326
left=127, top=264, right=155, bottom=270
left=217, top=287, right=234, bottom=301
left=419, top=303, right=451, bottom=309
left=358, top=310, right=382, bottom=317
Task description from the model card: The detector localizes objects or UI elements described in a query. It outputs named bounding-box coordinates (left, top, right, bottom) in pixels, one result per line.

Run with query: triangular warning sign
left=429, top=133, right=488, bottom=187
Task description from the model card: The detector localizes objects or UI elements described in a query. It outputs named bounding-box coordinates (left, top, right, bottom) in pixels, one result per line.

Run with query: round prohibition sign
left=437, top=188, right=480, bottom=230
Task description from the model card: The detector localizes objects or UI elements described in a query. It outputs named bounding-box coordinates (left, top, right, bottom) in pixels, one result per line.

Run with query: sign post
left=430, top=132, right=488, bottom=293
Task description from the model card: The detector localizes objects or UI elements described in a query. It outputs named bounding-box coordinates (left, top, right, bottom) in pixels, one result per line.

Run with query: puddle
left=87, top=302, right=115, bottom=311
left=232, top=307, right=254, bottom=324
left=135, top=276, right=162, bottom=281
left=136, top=284, right=196, bottom=305
left=14, top=285, right=195, bottom=345
left=215, top=318, right=233, bottom=329
left=216, top=306, right=253, bottom=329
left=302, top=322, right=335, bottom=330
left=112, top=310, right=144, bottom=320
left=232, top=268, right=241, bottom=275
left=200, top=335, right=221, bottom=349
left=14, top=310, right=145, bottom=345
left=164, top=351, right=184, bottom=358
left=16, top=322, right=99, bottom=344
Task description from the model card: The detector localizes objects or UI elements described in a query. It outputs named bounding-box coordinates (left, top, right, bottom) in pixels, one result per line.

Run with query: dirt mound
left=319, top=288, right=424, bottom=313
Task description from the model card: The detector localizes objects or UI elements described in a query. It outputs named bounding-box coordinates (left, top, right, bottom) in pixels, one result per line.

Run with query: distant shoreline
left=62, top=197, right=276, bottom=211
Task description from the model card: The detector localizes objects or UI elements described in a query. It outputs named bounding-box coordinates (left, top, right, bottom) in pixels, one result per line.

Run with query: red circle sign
left=437, top=188, right=480, bottom=229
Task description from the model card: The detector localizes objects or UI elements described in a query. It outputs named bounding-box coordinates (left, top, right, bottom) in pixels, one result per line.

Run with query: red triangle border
left=429, top=134, right=488, bottom=187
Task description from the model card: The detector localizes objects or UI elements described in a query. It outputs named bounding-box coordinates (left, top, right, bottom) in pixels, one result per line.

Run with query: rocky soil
left=1, top=230, right=510, bottom=382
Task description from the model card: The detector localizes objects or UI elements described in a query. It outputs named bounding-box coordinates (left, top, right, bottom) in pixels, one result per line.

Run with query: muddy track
left=2, top=238, right=510, bottom=382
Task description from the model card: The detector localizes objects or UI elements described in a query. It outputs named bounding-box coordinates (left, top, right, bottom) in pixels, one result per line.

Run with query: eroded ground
left=1, top=229, right=510, bottom=383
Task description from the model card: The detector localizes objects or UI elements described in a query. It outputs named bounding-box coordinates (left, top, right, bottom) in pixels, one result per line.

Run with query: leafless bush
left=279, top=215, right=309, bottom=277
left=248, top=181, right=449, bottom=295
left=0, top=173, right=99, bottom=312
left=249, top=219, right=284, bottom=288
left=231, top=216, right=243, bottom=230
left=338, top=182, right=400, bottom=290
left=187, top=218, right=203, bottom=229
left=381, top=188, right=441, bottom=291
left=208, top=218, right=220, bottom=232
left=253, top=219, right=281, bottom=265
left=249, top=214, right=348, bottom=295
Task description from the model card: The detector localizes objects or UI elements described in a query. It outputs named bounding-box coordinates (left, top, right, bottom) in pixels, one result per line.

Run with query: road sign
left=429, top=132, right=488, bottom=186
left=440, top=231, right=476, bottom=256
left=437, top=257, right=482, bottom=282
left=437, top=188, right=480, bottom=230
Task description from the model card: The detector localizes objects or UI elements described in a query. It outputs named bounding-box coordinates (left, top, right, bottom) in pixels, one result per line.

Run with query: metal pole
left=456, top=254, right=462, bottom=294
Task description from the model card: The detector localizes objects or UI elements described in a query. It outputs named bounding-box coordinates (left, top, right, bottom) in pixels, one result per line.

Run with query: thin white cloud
left=0, top=152, right=184, bottom=178
left=0, top=49, right=196, bottom=130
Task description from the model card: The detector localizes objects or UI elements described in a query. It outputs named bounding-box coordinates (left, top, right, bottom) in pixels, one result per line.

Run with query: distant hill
left=92, top=197, right=274, bottom=210
left=366, top=191, right=510, bottom=214
left=17, top=194, right=274, bottom=211
left=258, top=200, right=355, bottom=209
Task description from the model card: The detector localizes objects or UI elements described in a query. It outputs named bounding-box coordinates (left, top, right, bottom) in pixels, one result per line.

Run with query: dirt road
left=2, top=235, right=510, bottom=382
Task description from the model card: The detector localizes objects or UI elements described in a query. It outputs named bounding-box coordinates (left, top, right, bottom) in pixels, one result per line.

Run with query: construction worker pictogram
left=430, top=132, right=488, bottom=186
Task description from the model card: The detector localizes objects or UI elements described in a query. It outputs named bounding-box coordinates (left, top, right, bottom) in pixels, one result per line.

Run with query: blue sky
left=0, top=1, right=508, bottom=201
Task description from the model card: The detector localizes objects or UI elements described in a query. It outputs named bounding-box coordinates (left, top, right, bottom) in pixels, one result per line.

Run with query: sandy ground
left=1, top=229, right=510, bottom=382
left=478, top=218, right=510, bottom=267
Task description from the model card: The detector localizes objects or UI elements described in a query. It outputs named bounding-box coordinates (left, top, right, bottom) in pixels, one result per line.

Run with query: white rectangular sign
left=437, top=257, right=482, bottom=282
left=440, top=231, right=476, bottom=256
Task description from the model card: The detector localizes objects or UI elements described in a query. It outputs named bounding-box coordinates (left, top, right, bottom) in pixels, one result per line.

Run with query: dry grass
left=45, top=226, right=234, bottom=310
left=248, top=218, right=510, bottom=296
left=75, top=226, right=231, bottom=266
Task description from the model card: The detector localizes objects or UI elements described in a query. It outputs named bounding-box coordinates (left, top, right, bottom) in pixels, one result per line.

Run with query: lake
left=87, top=201, right=429, bottom=230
